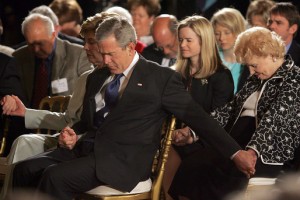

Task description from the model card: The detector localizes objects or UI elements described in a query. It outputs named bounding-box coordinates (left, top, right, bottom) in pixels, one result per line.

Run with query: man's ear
left=127, top=42, right=136, bottom=55
left=289, top=23, right=298, bottom=35
left=55, top=25, right=61, bottom=35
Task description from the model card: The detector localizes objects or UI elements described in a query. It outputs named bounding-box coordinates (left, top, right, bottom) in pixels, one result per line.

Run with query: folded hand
left=232, top=150, right=257, bottom=178
left=58, top=126, right=78, bottom=150
left=172, top=126, right=193, bottom=146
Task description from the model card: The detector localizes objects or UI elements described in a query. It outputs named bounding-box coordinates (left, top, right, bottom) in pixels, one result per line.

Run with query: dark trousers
left=12, top=141, right=103, bottom=200
left=169, top=117, right=283, bottom=200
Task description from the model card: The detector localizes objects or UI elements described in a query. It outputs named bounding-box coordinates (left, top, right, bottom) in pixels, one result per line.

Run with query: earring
left=273, top=57, right=277, bottom=62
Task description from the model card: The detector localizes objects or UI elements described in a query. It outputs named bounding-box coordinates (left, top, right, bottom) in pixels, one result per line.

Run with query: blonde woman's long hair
left=176, top=15, right=224, bottom=79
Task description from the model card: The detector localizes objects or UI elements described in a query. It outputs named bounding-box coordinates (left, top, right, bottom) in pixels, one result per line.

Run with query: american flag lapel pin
left=137, top=83, right=143, bottom=86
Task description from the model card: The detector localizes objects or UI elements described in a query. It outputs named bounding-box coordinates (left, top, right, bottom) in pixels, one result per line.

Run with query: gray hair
left=21, top=13, right=54, bottom=36
left=30, top=5, right=59, bottom=26
left=95, top=16, right=137, bottom=48
left=105, top=6, right=133, bottom=24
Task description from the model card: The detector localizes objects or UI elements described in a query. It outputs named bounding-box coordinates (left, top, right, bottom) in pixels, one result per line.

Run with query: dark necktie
left=169, top=58, right=176, bottom=67
left=32, top=60, right=48, bottom=109
left=94, top=73, right=124, bottom=127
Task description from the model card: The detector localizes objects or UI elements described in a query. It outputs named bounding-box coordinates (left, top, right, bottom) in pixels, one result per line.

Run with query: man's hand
left=232, top=150, right=257, bottom=178
left=58, top=126, right=78, bottom=150
left=172, top=126, right=193, bottom=146
left=1, top=95, right=18, bottom=115
left=3, top=95, right=27, bottom=116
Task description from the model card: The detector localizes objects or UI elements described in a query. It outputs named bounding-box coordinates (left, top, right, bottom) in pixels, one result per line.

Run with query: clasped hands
left=58, top=126, right=78, bottom=150
left=172, top=127, right=257, bottom=178
left=172, top=126, right=194, bottom=146
left=1, top=95, right=26, bottom=116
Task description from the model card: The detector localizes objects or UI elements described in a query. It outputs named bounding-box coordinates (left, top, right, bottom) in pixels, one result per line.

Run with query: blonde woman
left=164, top=15, right=234, bottom=200
left=211, top=8, right=249, bottom=94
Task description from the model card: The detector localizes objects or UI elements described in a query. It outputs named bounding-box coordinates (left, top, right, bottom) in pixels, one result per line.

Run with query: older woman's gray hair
left=234, top=26, right=285, bottom=64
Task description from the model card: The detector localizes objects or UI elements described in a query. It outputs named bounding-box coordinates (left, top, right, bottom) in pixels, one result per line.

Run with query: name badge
left=51, top=78, right=68, bottom=94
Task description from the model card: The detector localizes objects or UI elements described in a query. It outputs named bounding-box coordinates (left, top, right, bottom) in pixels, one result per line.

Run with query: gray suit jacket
left=25, top=69, right=93, bottom=130
left=13, top=38, right=93, bottom=106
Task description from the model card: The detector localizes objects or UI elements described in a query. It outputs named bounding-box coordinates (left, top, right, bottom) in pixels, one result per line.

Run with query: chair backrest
left=36, top=95, right=71, bottom=135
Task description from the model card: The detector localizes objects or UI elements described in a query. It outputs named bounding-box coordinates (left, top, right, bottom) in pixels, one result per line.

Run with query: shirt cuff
left=230, top=150, right=241, bottom=160
left=246, top=146, right=260, bottom=157
left=189, top=128, right=199, bottom=143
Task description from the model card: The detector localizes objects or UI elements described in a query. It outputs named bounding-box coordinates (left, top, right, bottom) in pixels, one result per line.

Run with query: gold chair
left=76, top=116, right=176, bottom=200
left=0, top=117, right=10, bottom=156
left=36, top=95, right=71, bottom=134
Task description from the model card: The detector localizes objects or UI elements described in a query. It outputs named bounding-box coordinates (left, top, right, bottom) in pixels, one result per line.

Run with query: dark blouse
left=183, top=67, right=234, bottom=113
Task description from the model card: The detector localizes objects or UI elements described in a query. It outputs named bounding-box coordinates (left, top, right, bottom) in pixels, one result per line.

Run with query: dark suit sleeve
left=161, top=71, right=241, bottom=159
left=0, top=55, right=25, bottom=101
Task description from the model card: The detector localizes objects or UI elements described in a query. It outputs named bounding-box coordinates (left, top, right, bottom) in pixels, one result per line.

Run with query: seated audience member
left=268, top=2, right=300, bottom=66
left=211, top=8, right=249, bottom=94
left=169, top=27, right=300, bottom=200
left=13, top=5, right=84, bottom=50
left=49, top=0, right=83, bottom=38
left=5, top=13, right=92, bottom=156
left=14, top=13, right=91, bottom=108
left=0, top=12, right=114, bottom=199
left=246, top=0, right=275, bottom=28
left=128, top=0, right=161, bottom=46
left=12, top=15, right=254, bottom=200
left=0, top=18, right=14, bottom=56
left=105, top=6, right=146, bottom=53
left=31, top=5, right=84, bottom=45
left=142, top=14, right=178, bottom=67
left=163, top=15, right=234, bottom=199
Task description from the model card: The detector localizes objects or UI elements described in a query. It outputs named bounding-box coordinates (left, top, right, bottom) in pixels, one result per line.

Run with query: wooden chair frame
left=36, top=95, right=71, bottom=134
left=76, top=116, right=176, bottom=200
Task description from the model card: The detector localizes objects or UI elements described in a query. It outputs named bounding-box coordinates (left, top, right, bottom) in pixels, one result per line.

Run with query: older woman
left=169, top=27, right=300, bottom=200
left=128, top=0, right=161, bottom=46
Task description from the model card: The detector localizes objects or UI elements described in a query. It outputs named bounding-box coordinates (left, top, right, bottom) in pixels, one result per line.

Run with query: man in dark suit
left=142, top=14, right=178, bottom=67
left=268, top=2, right=300, bottom=66
left=12, top=15, right=255, bottom=200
